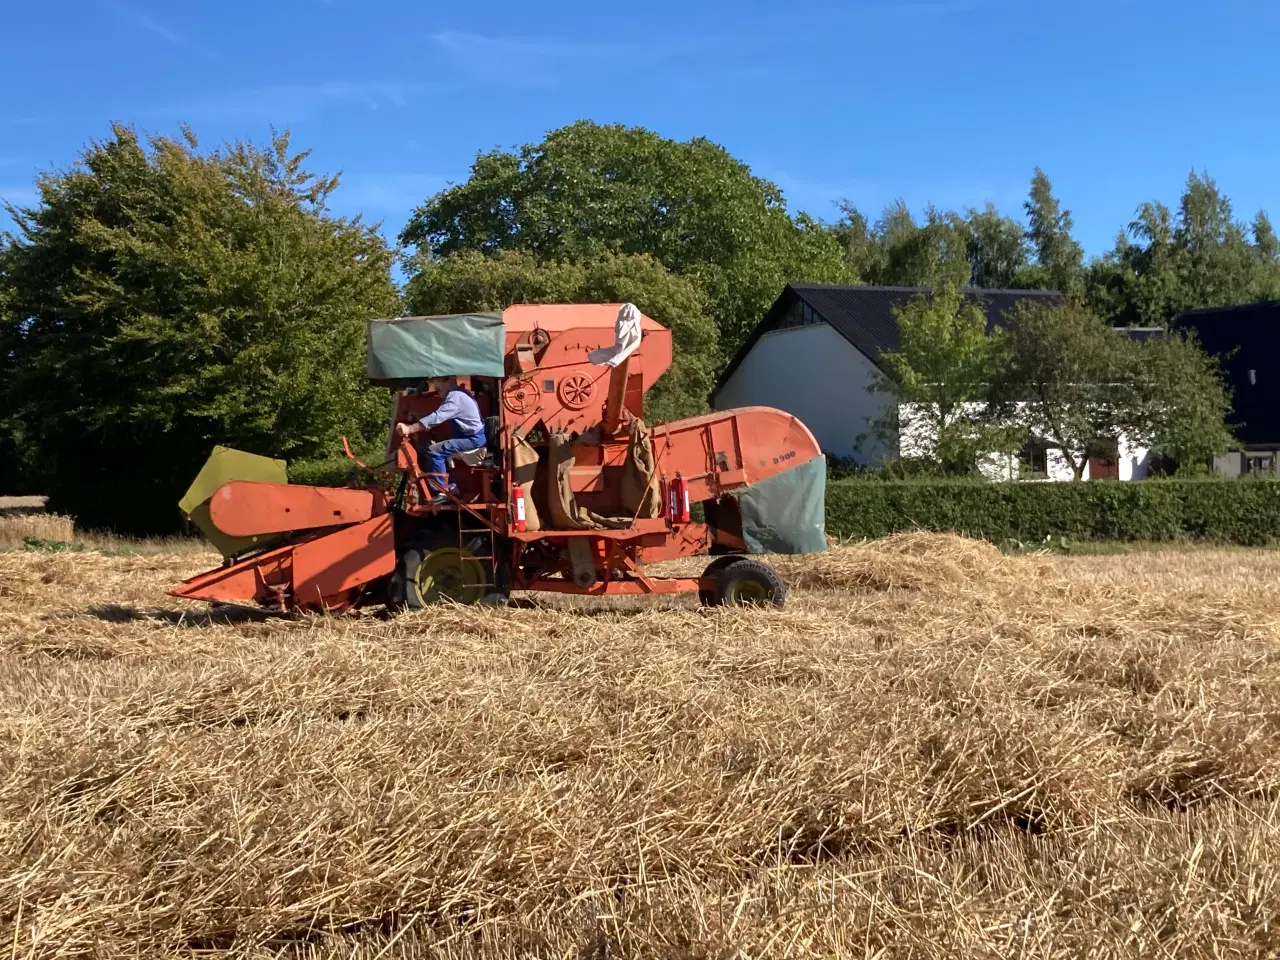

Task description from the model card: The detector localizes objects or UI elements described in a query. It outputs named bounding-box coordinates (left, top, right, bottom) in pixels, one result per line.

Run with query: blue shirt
left=419, top=387, right=484, bottom=439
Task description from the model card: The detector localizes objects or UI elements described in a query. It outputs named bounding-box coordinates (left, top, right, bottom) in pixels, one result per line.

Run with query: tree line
left=1, top=121, right=1270, bottom=531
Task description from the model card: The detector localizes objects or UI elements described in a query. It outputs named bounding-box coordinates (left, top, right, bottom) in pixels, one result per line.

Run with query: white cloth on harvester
left=587, top=302, right=643, bottom=367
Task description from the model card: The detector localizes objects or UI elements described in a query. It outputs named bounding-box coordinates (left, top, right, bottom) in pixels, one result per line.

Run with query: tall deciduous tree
left=834, top=200, right=1030, bottom=290
left=400, top=121, right=852, bottom=361
left=403, top=249, right=718, bottom=423
left=1132, top=331, right=1235, bottom=469
left=0, top=125, right=399, bottom=533
left=872, top=284, right=1008, bottom=474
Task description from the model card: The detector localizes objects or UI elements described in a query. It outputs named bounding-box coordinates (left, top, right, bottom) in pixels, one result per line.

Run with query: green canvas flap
left=367, top=314, right=506, bottom=385
left=734, top=455, right=828, bottom=555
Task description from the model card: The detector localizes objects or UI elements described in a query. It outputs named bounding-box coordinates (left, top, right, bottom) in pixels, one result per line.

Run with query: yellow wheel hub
left=727, top=578, right=770, bottom=605
left=412, top=547, right=487, bottom=605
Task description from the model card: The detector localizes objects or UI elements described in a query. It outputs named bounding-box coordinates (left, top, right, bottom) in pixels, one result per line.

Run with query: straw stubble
left=1, top=537, right=1278, bottom=957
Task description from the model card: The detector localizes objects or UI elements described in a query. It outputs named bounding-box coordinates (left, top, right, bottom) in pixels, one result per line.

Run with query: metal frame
left=393, top=429, right=708, bottom=598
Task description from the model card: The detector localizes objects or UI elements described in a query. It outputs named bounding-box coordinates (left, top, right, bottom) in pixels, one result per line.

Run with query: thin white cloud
left=111, top=4, right=183, bottom=44
left=765, top=169, right=883, bottom=218
left=428, top=29, right=708, bottom=84
left=430, top=29, right=625, bottom=59
left=170, top=81, right=426, bottom=123
left=108, top=4, right=223, bottom=61
left=864, top=0, right=996, bottom=16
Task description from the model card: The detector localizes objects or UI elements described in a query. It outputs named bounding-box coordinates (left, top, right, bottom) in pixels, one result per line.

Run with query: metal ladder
left=448, top=477, right=501, bottom=595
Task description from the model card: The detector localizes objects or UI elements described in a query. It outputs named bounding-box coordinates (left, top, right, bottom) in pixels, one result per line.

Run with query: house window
left=1245, top=452, right=1276, bottom=475
left=1020, top=440, right=1050, bottom=479
left=777, top=299, right=823, bottom=330
left=1249, top=369, right=1258, bottom=385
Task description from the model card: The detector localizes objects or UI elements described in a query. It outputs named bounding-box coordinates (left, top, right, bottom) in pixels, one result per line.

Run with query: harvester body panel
left=209, top=481, right=380, bottom=537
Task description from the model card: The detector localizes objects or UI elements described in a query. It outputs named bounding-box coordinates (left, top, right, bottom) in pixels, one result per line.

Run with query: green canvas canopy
left=367, top=314, right=506, bottom=386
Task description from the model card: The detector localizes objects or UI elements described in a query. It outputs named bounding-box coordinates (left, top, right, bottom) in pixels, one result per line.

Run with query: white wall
left=899, top=401, right=1152, bottom=481
left=713, top=324, right=892, bottom=464
left=716, top=325, right=1156, bottom=481
left=1215, top=452, right=1243, bottom=479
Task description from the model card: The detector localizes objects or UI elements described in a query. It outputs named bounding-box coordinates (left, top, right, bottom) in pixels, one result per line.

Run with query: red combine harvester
left=172, top=304, right=827, bottom=613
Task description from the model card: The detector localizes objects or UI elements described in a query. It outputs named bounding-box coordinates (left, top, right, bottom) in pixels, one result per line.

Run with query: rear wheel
left=698, top=555, right=746, bottom=606
left=401, top=534, right=507, bottom=607
left=702, top=557, right=787, bottom=608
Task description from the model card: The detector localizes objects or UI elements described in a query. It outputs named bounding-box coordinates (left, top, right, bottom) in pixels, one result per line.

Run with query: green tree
left=832, top=203, right=885, bottom=282
left=1087, top=172, right=1280, bottom=326
left=1132, top=331, right=1235, bottom=469
left=834, top=200, right=1028, bottom=289
left=1254, top=212, right=1279, bottom=265
left=1021, top=168, right=1084, bottom=294
left=872, top=284, right=1007, bottom=474
left=993, top=300, right=1231, bottom=479
left=403, top=249, right=717, bottom=423
left=992, top=301, right=1138, bottom=480
left=0, top=125, right=399, bottom=533
left=966, top=203, right=1031, bottom=289
left=400, top=121, right=851, bottom=361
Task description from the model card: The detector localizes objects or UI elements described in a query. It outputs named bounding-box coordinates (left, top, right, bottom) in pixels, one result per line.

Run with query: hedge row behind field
left=285, top=464, right=1280, bottom=546
left=825, top=478, right=1280, bottom=546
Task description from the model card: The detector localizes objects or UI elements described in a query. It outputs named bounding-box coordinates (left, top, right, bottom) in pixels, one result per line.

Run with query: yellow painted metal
left=179, top=446, right=288, bottom=558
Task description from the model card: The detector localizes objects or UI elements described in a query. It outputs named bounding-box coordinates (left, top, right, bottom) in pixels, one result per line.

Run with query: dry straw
left=1, top=535, right=1279, bottom=957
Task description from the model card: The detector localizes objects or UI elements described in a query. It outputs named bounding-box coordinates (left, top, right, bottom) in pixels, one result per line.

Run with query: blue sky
left=2, top=0, right=1277, bottom=260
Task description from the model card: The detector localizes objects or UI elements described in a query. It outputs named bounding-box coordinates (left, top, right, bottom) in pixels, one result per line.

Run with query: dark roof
left=715, top=284, right=1062, bottom=392
left=1174, top=299, right=1280, bottom=446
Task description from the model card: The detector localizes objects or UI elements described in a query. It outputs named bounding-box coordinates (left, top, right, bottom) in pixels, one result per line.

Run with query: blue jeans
left=418, top=430, right=485, bottom=488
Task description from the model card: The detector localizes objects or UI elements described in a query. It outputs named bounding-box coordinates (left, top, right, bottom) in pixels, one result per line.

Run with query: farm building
left=1175, top=299, right=1280, bottom=477
left=712, top=284, right=1159, bottom=481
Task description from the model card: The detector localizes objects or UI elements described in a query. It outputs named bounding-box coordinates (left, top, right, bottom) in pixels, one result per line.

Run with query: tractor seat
left=449, top=447, right=493, bottom=469
left=447, top=417, right=504, bottom=470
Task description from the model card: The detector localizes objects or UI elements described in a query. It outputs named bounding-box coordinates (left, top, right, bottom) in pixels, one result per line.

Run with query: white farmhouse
left=712, top=284, right=1154, bottom=481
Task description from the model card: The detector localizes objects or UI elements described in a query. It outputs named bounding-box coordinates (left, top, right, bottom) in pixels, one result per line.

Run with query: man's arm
left=420, top=392, right=462, bottom=429
left=395, top=393, right=460, bottom=440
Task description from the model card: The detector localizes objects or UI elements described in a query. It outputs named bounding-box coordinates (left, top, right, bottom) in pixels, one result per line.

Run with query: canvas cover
left=511, top=435, right=544, bottom=533
left=734, top=455, right=828, bottom=555
left=541, top=422, right=662, bottom=531
left=367, top=314, right=506, bottom=385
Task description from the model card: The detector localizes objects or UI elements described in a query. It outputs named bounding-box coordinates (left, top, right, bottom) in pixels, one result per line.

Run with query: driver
left=395, top=375, right=486, bottom=505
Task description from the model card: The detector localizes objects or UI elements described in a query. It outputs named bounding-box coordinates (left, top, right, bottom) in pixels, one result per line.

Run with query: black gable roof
left=714, top=284, right=1062, bottom=393
left=1174, top=299, right=1280, bottom=446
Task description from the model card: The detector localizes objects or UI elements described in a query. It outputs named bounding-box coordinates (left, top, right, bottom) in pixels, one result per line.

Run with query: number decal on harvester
left=772, top=450, right=796, bottom=465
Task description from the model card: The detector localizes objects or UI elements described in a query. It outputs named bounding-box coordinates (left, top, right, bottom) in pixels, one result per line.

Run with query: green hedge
left=825, top=478, right=1280, bottom=546
left=287, top=459, right=359, bottom=488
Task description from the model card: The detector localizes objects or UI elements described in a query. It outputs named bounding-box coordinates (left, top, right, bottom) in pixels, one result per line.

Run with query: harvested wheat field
left=3, top=535, right=1280, bottom=958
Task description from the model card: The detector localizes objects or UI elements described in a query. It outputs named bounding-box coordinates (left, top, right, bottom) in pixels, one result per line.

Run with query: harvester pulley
left=502, top=377, right=540, bottom=416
